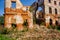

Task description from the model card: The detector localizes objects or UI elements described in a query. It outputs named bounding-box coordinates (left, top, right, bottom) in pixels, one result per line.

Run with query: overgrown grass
left=0, top=34, right=15, bottom=40
left=48, top=25, right=60, bottom=32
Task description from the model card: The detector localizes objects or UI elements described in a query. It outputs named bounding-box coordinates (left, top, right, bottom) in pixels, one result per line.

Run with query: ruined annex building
left=4, top=0, right=33, bottom=30
left=34, top=0, right=60, bottom=27
left=44, top=0, right=60, bottom=27
left=4, top=0, right=60, bottom=30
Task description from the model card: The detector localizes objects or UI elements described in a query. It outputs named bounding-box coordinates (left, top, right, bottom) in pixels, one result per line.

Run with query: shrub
left=1, top=28, right=10, bottom=34
left=0, top=27, right=13, bottom=34
left=48, top=25, right=60, bottom=30
left=0, top=34, right=14, bottom=40
left=48, top=25, right=55, bottom=29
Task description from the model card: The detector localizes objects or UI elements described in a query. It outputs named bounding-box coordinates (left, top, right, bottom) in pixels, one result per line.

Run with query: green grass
left=0, top=34, right=15, bottom=40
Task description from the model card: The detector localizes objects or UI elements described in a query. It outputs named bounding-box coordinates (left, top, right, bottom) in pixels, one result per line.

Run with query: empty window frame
left=48, top=0, right=51, bottom=3
left=59, top=2, right=60, bottom=6
left=55, top=8, right=57, bottom=14
left=11, top=2, right=16, bottom=8
left=49, top=7, right=52, bottom=13
left=54, top=1, right=57, bottom=5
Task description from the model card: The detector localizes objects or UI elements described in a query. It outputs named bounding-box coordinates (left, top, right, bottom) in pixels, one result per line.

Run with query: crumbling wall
left=44, top=0, right=60, bottom=27
left=4, top=0, right=33, bottom=31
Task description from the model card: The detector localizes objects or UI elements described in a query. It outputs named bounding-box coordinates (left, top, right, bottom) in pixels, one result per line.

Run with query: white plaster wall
left=14, top=15, right=23, bottom=24
left=16, top=0, right=23, bottom=9
left=52, top=7, right=55, bottom=14
left=22, top=7, right=27, bottom=11
left=5, top=0, right=23, bottom=9
left=57, top=8, right=60, bottom=14
left=5, top=0, right=11, bottom=8
left=45, top=6, right=49, bottom=14
left=44, top=0, right=60, bottom=16
left=45, top=16, right=50, bottom=23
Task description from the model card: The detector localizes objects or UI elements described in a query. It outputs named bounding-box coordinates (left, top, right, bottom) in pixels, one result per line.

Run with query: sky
left=0, top=0, right=36, bottom=16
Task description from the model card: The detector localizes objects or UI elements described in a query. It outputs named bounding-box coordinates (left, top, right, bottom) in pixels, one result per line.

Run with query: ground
left=0, top=24, right=60, bottom=40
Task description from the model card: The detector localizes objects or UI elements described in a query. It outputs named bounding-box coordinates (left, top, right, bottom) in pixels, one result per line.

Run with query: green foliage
left=0, top=27, right=12, bottom=34
left=23, top=20, right=28, bottom=26
left=48, top=25, right=56, bottom=29
left=0, top=16, right=4, bottom=25
left=48, top=25, right=60, bottom=30
left=56, top=25, right=60, bottom=30
left=0, top=34, right=15, bottom=40
left=12, top=24, right=16, bottom=29
left=21, top=27, right=28, bottom=32
left=40, top=22, right=45, bottom=25
left=29, top=6, right=34, bottom=12
left=1, top=28, right=9, bottom=34
left=33, top=17, right=36, bottom=24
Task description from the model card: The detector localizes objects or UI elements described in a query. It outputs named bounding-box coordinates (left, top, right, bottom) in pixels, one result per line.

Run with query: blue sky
left=0, top=0, right=36, bottom=16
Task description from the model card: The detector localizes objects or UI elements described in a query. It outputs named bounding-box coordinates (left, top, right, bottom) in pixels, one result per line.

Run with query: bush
left=0, top=34, right=14, bottom=40
left=0, top=27, right=12, bottom=34
left=0, top=16, right=4, bottom=25
left=23, top=20, right=28, bottom=26
left=56, top=25, right=60, bottom=30
left=48, top=25, right=60, bottom=30
left=48, top=25, right=56, bottom=29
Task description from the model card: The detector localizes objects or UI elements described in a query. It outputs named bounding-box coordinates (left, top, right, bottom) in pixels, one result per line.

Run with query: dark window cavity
left=55, top=8, right=57, bottom=14
left=59, top=2, right=60, bottom=6
left=54, top=1, right=57, bottom=5
left=48, top=0, right=51, bottom=3
left=49, top=7, right=52, bottom=13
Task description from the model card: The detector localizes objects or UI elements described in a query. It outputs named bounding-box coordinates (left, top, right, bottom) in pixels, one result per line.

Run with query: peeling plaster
left=14, top=15, right=23, bottom=24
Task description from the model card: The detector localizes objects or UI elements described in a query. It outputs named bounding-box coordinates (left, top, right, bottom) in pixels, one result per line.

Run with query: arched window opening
left=55, top=8, right=57, bottom=14
left=56, top=21, right=58, bottom=25
left=50, top=19, right=52, bottom=25
left=54, top=1, right=57, bottom=5
left=12, top=24, right=16, bottom=29
left=49, top=7, right=52, bottom=14
left=48, top=0, right=51, bottom=3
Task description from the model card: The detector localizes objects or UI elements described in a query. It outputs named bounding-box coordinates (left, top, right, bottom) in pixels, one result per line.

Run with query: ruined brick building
left=32, top=0, right=60, bottom=27
left=4, top=0, right=33, bottom=30
left=4, top=0, right=60, bottom=30
left=44, top=0, right=60, bottom=27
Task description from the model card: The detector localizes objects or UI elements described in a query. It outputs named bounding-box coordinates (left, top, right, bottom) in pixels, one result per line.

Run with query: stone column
left=45, top=20, right=50, bottom=27
left=36, top=11, right=39, bottom=19
left=45, top=16, right=50, bottom=27
left=52, top=19, right=56, bottom=26
left=27, top=12, right=33, bottom=29
left=28, top=18, right=33, bottom=29
left=52, top=7, right=55, bottom=15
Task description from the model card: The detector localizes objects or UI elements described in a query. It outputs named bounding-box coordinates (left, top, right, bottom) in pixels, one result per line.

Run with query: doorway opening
left=50, top=19, right=52, bottom=25
left=12, top=23, right=16, bottom=29
left=23, top=19, right=28, bottom=27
